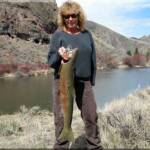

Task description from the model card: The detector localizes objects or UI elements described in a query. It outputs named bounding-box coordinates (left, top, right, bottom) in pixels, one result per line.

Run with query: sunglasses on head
left=63, top=14, right=79, bottom=19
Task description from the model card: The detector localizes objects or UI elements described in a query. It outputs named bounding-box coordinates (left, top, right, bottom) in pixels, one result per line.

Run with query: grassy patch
left=0, top=120, right=22, bottom=136
left=0, top=88, right=150, bottom=149
left=100, top=87, right=150, bottom=149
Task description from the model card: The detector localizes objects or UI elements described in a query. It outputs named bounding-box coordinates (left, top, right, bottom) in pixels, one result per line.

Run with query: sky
left=56, top=0, right=150, bottom=38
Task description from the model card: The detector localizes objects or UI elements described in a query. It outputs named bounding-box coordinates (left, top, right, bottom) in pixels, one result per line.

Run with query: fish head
left=68, top=48, right=78, bottom=63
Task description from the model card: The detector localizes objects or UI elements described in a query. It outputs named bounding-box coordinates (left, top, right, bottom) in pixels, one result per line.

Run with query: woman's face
left=63, top=12, right=79, bottom=30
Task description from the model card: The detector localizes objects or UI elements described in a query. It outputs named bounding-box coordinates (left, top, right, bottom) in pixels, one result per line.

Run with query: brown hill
left=139, top=35, right=150, bottom=44
left=0, top=1, right=150, bottom=68
left=0, top=0, right=57, bottom=65
left=86, top=21, right=150, bottom=62
left=0, top=0, right=57, bottom=42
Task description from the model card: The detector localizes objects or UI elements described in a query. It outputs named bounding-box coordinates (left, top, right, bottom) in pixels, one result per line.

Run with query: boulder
left=0, top=1, right=58, bottom=43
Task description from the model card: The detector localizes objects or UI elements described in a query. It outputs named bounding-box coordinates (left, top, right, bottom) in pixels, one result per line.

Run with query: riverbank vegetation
left=0, top=63, right=50, bottom=78
left=123, top=47, right=150, bottom=68
left=100, top=87, right=150, bottom=149
left=0, top=87, right=150, bottom=149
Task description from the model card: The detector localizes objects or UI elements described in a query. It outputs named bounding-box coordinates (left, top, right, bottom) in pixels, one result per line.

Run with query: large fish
left=59, top=48, right=78, bottom=143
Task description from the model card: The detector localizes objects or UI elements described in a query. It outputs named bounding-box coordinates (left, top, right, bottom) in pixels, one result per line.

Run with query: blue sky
left=56, top=0, right=150, bottom=38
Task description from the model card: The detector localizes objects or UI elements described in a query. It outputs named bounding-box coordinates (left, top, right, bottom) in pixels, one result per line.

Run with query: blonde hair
left=57, top=0, right=86, bottom=32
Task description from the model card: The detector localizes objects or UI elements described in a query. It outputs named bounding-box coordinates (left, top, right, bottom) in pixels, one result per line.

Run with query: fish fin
left=59, top=128, right=74, bottom=143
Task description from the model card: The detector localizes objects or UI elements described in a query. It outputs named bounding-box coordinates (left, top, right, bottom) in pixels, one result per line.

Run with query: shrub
left=146, top=51, right=150, bottom=62
left=97, top=52, right=118, bottom=69
left=127, top=50, right=132, bottom=56
left=134, top=47, right=139, bottom=55
left=123, top=48, right=147, bottom=67
left=123, top=56, right=133, bottom=67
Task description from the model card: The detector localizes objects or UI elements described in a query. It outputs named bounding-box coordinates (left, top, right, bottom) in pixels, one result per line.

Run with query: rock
left=0, top=1, right=58, bottom=42
left=3, top=73, right=16, bottom=78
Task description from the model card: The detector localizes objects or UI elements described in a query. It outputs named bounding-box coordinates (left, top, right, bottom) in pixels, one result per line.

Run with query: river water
left=0, top=68, right=150, bottom=114
left=94, top=68, right=150, bottom=109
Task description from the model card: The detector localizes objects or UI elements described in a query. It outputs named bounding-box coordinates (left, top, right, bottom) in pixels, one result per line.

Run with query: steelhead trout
left=59, top=48, right=78, bottom=143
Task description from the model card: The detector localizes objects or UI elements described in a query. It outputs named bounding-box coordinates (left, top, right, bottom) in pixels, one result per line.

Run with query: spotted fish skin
left=59, top=48, right=78, bottom=143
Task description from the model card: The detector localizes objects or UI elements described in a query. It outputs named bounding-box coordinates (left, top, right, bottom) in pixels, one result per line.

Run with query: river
left=94, top=68, right=150, bottom=109
left=0, top=68, right=150, bottom=114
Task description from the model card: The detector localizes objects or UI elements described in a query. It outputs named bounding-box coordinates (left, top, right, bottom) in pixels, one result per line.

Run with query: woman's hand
left=58, top=47, right=69, bottom=61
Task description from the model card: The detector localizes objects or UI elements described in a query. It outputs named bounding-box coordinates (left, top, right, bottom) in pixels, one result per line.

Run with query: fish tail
left=59, top=128, right=74, bottom=143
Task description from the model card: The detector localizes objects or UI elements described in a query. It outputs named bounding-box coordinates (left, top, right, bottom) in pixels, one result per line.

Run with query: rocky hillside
left=0, top=35, right=48, bottom=64
left=86, top=21, right=150, bottom=61
left=0, top=1, right=150, bottom=67
left=0, top=0, right=57, bottom=42
left=0, top=0, right=57, bottom=64
left=139, top=35, right=150, bottom=44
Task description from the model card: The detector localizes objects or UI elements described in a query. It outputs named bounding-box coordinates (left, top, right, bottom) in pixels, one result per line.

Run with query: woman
left=48, top=1, right=101, bottom=149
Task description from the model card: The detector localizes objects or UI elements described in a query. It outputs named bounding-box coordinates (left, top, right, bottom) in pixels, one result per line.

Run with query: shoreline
left=0, top=69, right=51, bottom=79
left=0, top=87, right=149, bottom=149
left=118, top=64, right=150, bottom=69
left=1, top=64, right=150, bottom=79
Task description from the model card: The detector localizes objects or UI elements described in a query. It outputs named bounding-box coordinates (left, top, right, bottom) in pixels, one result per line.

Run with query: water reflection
left=0, top=68, right=150, bottom=114
left=0, top=76, right=53, bottom=114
